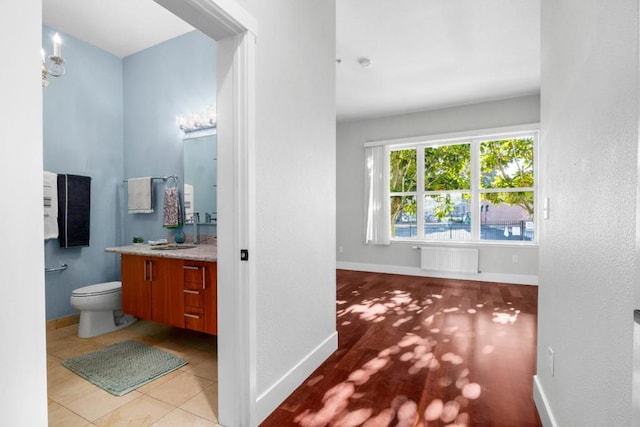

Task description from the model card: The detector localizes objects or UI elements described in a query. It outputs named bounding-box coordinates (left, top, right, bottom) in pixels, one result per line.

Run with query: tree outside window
left=389, top=133, right=536, bottom=242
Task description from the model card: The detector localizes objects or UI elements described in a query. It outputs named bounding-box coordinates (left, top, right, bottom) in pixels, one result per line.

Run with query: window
left=389, top=131, right=537, bottom=243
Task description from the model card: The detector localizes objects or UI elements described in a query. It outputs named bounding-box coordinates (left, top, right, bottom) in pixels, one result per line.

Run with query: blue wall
left=43, top=26, right=123, bottom=320
left=123, top=31, right=216, bottom=242
left=43, top=27, right=215, bottom=320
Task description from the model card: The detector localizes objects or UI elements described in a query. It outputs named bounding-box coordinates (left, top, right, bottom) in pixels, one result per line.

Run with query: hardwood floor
left=261, top=270, right=541, bottom=427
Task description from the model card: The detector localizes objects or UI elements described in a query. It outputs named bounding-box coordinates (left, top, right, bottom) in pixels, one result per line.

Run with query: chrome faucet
left=191, top=213, right=199, bottom=244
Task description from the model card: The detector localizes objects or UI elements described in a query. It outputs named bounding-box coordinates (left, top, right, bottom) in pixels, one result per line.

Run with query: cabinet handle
left=184, top=289, right=200, bottom=295
left=183, top=265, right=205, bottom=289
left=184, top=313, right=200, bottom=319
left=149, top=260, right=154, bottom=282
left=143, top=260, right=148, bottom=281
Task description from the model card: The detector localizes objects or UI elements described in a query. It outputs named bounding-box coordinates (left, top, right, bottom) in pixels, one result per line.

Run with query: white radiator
left=420, top=247, right=479, bottom=274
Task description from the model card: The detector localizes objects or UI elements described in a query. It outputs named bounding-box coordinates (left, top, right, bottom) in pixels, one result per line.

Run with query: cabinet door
left=203, top=262, right=218, bottom=335
left=121, top=254, right=151, bottom=319
left=150, top=257, right=184, bottom=328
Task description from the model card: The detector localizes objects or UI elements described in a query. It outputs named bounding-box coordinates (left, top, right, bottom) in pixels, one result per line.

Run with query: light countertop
left=105, top=244, right=217, bottom=262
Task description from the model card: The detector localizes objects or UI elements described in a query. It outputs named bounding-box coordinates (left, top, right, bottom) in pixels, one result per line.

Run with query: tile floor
left=47, top=319, right=220, bottom=427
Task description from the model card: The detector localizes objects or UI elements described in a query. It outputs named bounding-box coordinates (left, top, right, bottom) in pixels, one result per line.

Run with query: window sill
left=390, top=239, right=539, bottom=249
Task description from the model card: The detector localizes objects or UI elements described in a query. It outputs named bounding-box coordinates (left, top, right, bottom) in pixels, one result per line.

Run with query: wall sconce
left=42, top=32, right=66, bottom=87
left=176, top=107, right=217, bottom=133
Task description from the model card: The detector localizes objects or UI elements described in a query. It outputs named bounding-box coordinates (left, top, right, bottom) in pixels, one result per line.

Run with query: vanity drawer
left=184, top=306, right=205, bottom=332
left=183, top=260, right=216, bottom=335
left=184, top=289, right=204, bottom=308
left=183, top=263, right=208, bottom=291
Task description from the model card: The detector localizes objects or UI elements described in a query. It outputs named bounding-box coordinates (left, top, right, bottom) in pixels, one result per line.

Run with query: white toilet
left=70, top=281, right=136, bottom=338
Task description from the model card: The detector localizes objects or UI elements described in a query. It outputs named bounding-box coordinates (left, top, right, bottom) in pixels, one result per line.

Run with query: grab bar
left=45, top=264, right=68, bottom=273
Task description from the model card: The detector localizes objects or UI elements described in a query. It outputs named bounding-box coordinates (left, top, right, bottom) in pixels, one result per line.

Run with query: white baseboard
left=337, top=261, right=538, bottom=286
left=533, top=375, right=558, bottom=427
left=256, top=331, right=338, bottom=424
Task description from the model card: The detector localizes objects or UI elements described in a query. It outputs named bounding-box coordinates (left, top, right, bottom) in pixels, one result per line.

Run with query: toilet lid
left=72, top=281, right=122, bottom=297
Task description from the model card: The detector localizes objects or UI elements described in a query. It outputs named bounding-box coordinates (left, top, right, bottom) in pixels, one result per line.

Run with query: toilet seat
left=72, top=281, right=121, bottom=297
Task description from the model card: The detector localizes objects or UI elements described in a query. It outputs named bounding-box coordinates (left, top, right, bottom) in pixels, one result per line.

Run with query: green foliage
left=389, top=149, right=417, bottom=235
left=424, top=144, right=471, bottom=221
left=427, top=194, right=471, bottom=221
left=424, top=144, right=470, bottom=191
left=389, top=149, right=417, bottom=193
left=389, top=137, right=535, bottom=233
left=480, top=138, right=534, bottom=215
left=391, top=196, right=416, bottom=223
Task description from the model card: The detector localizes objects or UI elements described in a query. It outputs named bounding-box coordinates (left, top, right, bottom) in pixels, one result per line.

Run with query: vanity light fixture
left=176, top=107, right=217, bottom=133
left=42, top=32, right=66, bottom=87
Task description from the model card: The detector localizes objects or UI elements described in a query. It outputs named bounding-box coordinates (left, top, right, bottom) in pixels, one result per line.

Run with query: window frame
left=383, top=125, right=539, bottom=245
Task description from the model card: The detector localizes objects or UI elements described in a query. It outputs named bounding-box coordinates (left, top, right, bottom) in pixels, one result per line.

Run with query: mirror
left=183, top=133, right=217, bottom=224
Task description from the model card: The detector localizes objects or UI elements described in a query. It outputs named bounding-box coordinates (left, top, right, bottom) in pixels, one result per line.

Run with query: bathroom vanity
left=105, top=244, right=217, bottom=335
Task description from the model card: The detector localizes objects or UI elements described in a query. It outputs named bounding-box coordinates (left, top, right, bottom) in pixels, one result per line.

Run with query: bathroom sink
left=150, top=244, right=197, bottom=250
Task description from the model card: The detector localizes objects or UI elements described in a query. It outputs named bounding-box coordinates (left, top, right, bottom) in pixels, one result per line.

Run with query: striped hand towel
left=163, top=187, right=182, bottom=229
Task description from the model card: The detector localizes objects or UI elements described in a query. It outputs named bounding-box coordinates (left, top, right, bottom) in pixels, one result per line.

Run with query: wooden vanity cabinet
left=120, top=254, right=217, bottom=335
left=151, top=258, right=184, bottom=328
left=121, top=255, right=184, bottom=328
left=121, top=254, right=153, bottom=319
left=182, top=260, right=217, bottom=335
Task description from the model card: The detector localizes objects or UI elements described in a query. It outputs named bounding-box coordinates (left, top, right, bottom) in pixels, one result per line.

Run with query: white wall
left=0, top=1, right=48, bottom=425
left=535, top=0, right=638, bottom=425
left=1, top=2, right=335, bottom=424
left=337, top=95, right=540, bottom=285
left=230, top=0, right=337, bottom=422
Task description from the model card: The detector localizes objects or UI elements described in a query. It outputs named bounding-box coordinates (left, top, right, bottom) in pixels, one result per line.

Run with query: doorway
left=41, top=1, right=257, bottom=425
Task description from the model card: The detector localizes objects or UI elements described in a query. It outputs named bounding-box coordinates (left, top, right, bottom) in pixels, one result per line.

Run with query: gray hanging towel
left=57, top=174, right=91, bottom=248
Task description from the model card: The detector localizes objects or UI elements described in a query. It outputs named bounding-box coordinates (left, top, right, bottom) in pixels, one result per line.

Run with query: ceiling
left=43, top=0, right=540, bottom=122
left=42, top=0, right=194, bottom=58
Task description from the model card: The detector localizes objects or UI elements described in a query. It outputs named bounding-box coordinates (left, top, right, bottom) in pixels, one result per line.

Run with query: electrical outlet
left=548, top=347, right=554, bottom=376
left=512, top=255, right=519, bottom=263
left=338, top=246, right=344, bottom=254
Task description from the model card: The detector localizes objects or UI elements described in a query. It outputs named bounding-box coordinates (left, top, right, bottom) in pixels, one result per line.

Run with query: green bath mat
left=62, top=340, right=188, bottom=396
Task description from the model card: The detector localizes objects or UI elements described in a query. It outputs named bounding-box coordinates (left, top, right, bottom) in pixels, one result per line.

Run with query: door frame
left=153, top=1, right=257, bottom=425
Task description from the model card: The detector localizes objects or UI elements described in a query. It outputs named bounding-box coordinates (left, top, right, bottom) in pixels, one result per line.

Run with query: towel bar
left=45, top=263, right=68, bottom=273
left=123, top=175, right=178, bottom=183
